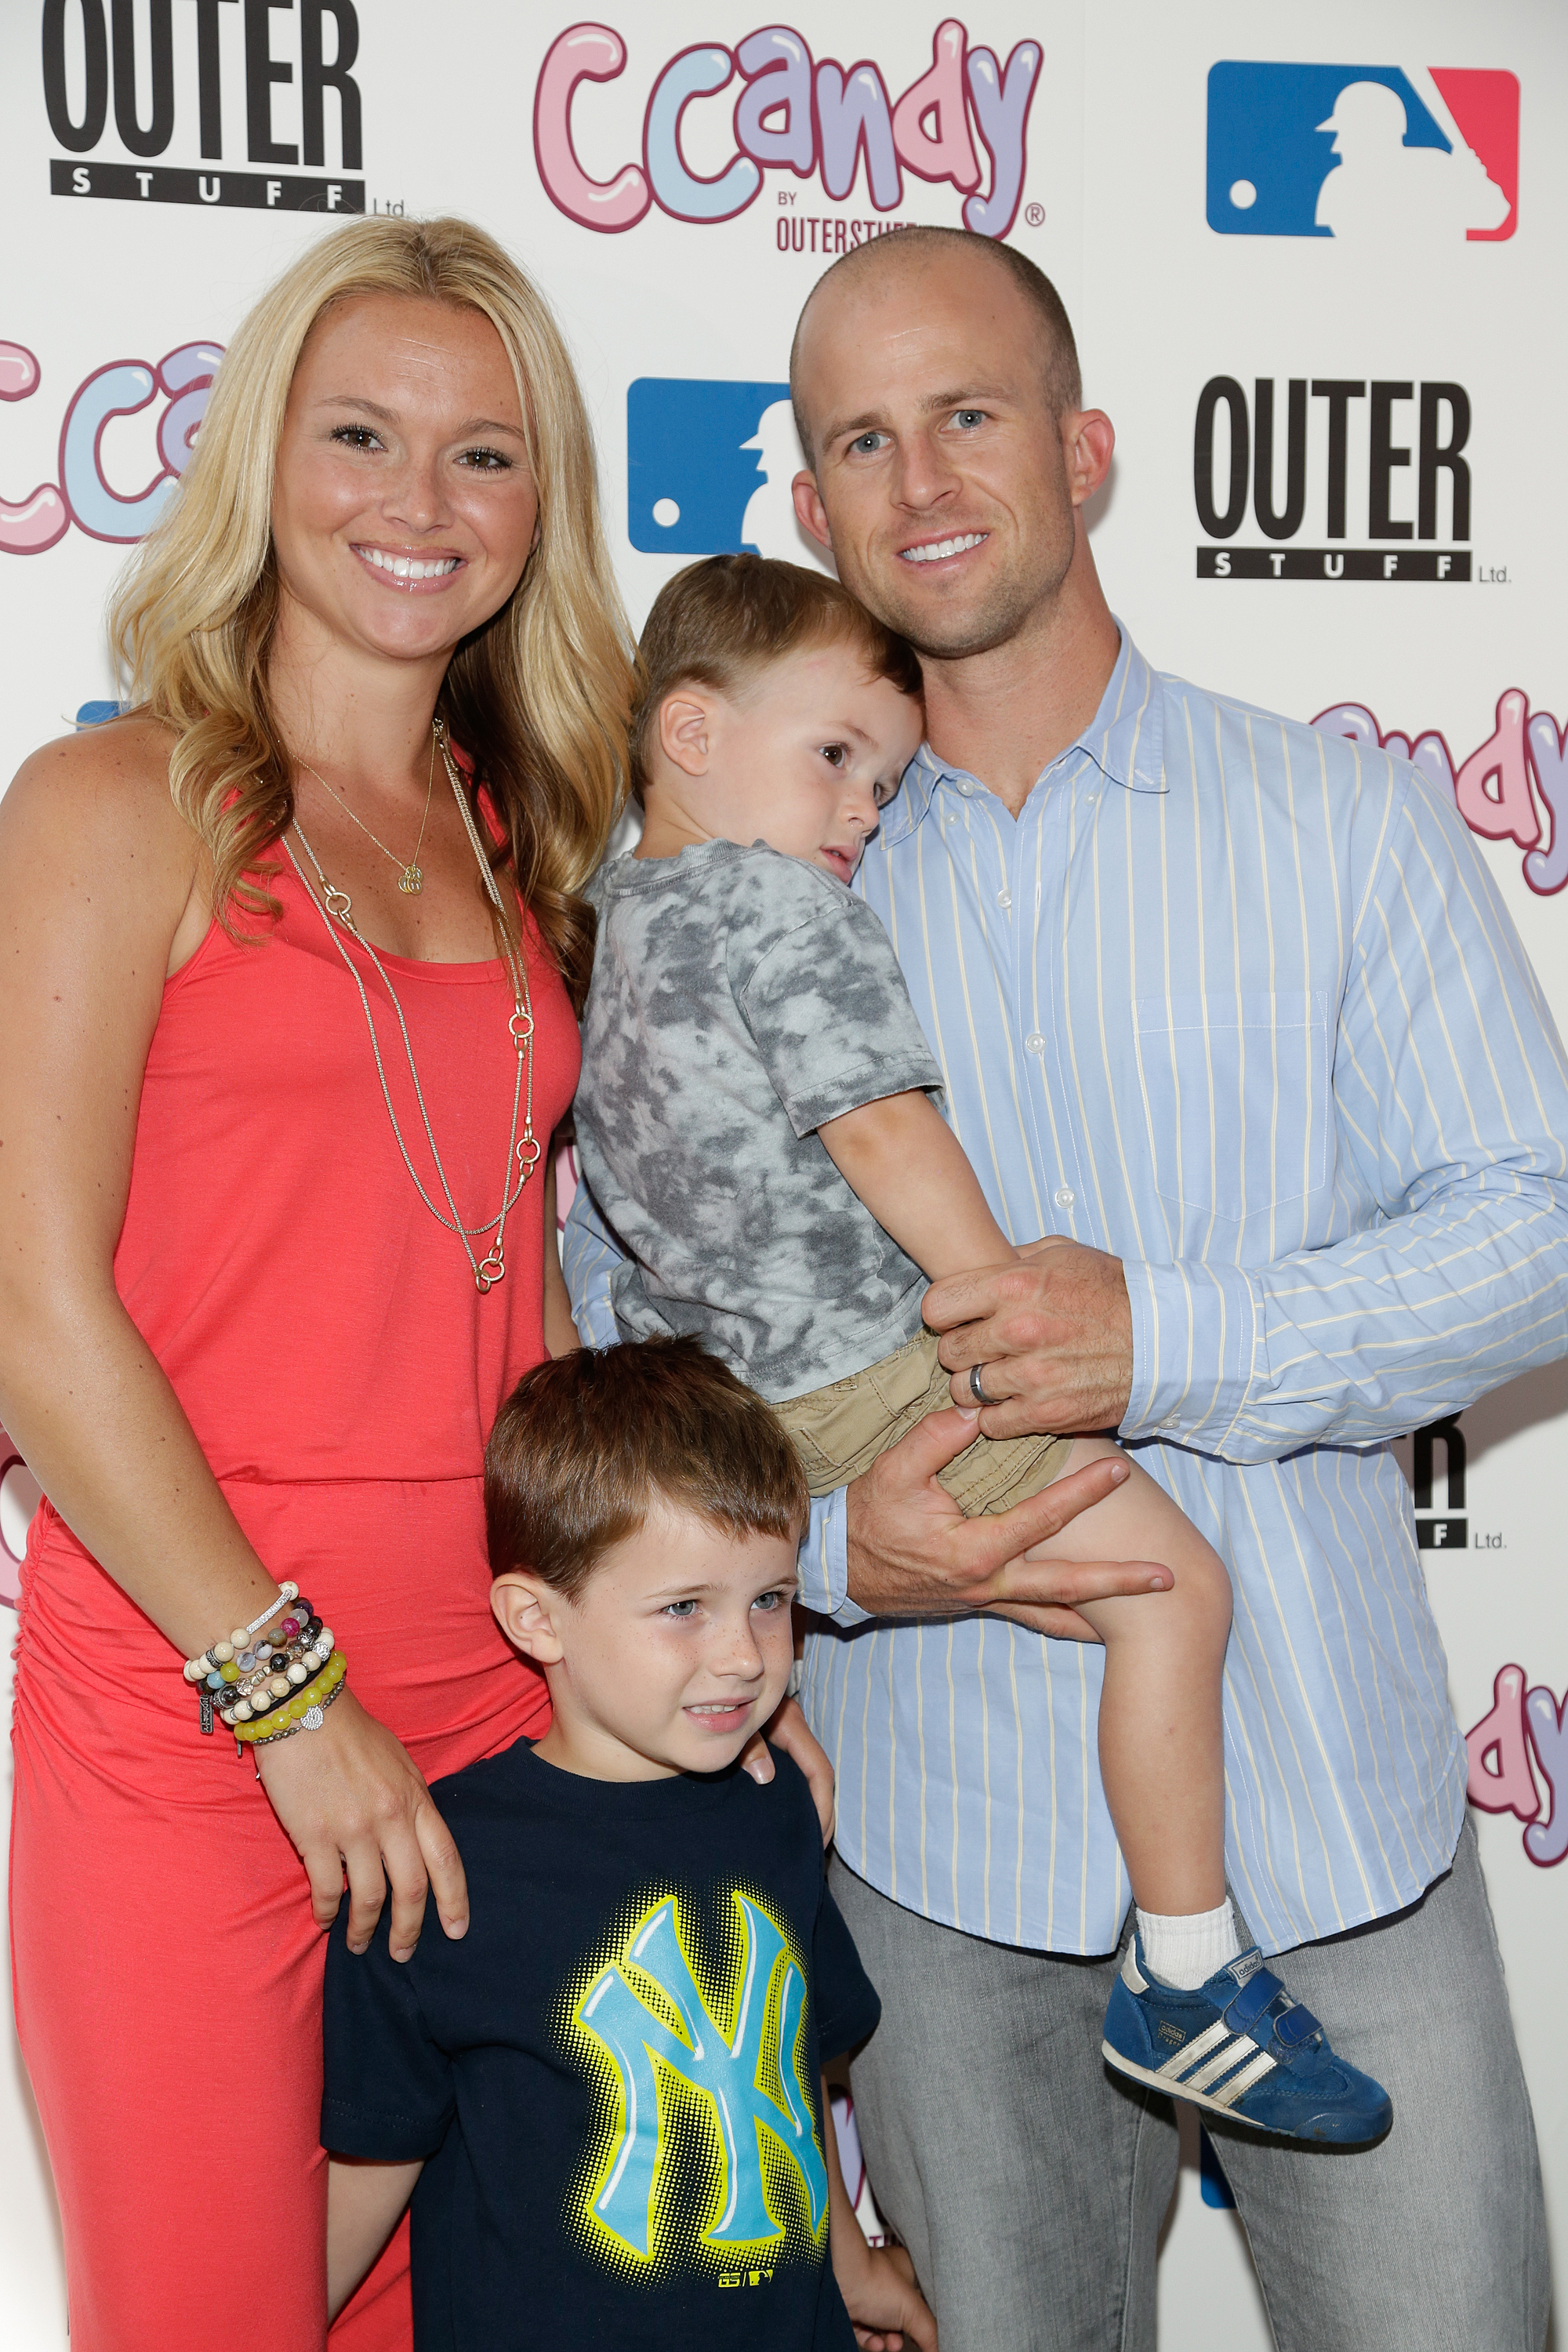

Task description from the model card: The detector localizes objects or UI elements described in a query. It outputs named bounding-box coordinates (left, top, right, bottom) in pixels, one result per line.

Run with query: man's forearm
left=1123, top=1173, right=1568, bottom=1459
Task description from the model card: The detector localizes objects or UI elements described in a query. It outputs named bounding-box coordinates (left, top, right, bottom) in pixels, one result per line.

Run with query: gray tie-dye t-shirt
left=576, top=839, right=945, bottom=1402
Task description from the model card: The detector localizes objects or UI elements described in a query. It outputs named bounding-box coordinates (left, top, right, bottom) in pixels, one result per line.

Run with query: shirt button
left=1054, top=1185, right=1076, bottom=1210
left=996, top=887, right=1012, bottom=909
left=957, top=782, right=974, bottom=797
left=1025, top=1033, right=1045, bottom=1054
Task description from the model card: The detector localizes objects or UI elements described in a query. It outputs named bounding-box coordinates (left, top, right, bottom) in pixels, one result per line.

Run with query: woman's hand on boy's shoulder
left=740, top=1697, right=836, bottom=1846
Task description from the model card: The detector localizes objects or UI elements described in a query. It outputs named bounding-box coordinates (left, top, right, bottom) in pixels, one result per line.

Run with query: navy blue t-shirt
left=322, top=1740, right=880, bottom=2351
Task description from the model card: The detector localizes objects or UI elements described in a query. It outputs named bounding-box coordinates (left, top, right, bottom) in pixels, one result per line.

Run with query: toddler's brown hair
left=630, top=553, right=921, bottom=796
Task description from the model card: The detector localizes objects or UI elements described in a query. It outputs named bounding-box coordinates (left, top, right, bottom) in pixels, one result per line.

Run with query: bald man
left=771, top=229, right=1556, bottom=2350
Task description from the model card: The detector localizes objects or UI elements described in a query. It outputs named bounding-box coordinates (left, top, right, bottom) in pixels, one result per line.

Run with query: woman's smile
left=350, top=543, right=466, bottom=590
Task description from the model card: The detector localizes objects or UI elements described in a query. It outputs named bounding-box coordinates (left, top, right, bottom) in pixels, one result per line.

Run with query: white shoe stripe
left=1183, top=2036, right=1259, bottom=2095
left=1103, top=2042, right=1276, bottom=2135
left=1154, top=2019, right=1231, bottom=2079
left=1209, top=2049, right=1278, bottom=2108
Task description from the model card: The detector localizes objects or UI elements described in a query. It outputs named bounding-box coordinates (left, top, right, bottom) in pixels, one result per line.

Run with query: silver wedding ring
left=969, top=1362, right=993, bottom=1406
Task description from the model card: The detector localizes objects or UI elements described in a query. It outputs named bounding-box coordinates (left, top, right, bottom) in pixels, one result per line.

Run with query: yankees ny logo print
left=569, top=1889, right=828, bottom=2270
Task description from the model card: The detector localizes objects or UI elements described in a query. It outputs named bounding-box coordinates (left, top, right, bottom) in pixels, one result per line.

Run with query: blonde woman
left=0, top=216, right=827, bottom=2350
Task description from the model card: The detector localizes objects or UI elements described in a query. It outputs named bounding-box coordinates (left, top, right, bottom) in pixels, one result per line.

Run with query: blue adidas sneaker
left=1102, top=1936, right=1392, bottom=2145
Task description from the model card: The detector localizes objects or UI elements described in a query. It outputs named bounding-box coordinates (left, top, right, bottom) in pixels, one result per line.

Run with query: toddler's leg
left=1029, top=1443, right=1393, bottom=2146
left=1024, top=1439, right=1236, bottom=1973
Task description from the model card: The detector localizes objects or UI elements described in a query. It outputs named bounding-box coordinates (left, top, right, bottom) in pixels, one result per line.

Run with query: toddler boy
left=571, top=554, right=1392, bottom=2144
left=321, top=1337, right=936, bottom=2351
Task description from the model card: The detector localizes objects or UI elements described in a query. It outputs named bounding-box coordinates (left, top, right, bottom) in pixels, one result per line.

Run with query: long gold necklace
left=283, top=717, right=540, bottom=1292
left=296, top=727, right=437, bottom=895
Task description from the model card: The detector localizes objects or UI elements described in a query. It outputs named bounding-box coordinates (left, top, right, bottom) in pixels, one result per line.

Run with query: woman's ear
left=491, top=1570, right=568, bottom=1664
left=658, top=691, right=716, bottom=779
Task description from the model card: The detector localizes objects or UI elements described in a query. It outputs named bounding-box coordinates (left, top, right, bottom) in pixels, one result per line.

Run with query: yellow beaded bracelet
left=232, top=1650, right=347, bottom=1745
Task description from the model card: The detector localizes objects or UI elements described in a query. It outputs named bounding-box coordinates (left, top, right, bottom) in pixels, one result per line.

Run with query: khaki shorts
left=771, top=1326, right=1075, bottom=1516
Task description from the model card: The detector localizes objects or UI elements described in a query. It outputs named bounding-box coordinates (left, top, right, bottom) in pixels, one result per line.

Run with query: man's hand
left=845, top=1405, right=1169, bottom=1639
left=923, top=1236, right=1134, bottom=1438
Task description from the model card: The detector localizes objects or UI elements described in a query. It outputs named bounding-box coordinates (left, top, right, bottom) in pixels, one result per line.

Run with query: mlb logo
left=626, top=379, right=833, bottom=569
left=1207, top=63, right=1518, bottom=242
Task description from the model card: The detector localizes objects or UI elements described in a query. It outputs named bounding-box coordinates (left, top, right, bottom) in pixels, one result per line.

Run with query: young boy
left=321, top=1338, right=937, bottom=2352
left=572, top=554, right=1391, bottom=2144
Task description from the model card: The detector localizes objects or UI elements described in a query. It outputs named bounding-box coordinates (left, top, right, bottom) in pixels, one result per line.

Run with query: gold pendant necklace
left=284, top=720, right=540, bottom=1292
left=296, top=726, right=436, bottom=895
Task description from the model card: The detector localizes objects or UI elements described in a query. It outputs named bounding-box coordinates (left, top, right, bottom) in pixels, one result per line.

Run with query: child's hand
left=836, top=2237, right=938, bottom=2351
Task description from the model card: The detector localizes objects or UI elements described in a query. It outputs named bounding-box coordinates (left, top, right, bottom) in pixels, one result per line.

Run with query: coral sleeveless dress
left=9, top=819, right=576, bottom=2350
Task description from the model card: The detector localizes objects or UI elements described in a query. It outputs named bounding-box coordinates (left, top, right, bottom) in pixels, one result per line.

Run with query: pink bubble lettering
left=0, top=343, right=70, bottom=554
left=0, top=347, right=38, bottom=400
left=534, top=20, right=1041, bottom=240
left=532, top=25, right=651, bottom=233
left=1465, top=1663, right=1568, bottom=1868
left=1453, top=689, right=1539, bottom=850
left=1466, top=1664, right=1539, bottom=1823
left=1312, top=692, right=1568, bottom=902
left=891, top=23, right=981, bottom=193
left=0, top=339, right=220, bottom=555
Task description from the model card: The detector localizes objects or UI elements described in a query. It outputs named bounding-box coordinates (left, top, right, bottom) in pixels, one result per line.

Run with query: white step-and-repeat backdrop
left=1, top=2, right=1563, bottom=2341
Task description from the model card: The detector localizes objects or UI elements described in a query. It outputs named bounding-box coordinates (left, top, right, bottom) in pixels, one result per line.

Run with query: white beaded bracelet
left=182, top=1581, right=300, bottom=1682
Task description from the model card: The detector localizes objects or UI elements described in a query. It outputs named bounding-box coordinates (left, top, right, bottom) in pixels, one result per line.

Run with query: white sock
left=1137, top=1899, right=1241, bottom=1991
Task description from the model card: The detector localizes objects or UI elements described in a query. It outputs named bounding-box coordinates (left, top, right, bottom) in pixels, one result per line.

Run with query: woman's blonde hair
left=109, top=215, right=632, bottom=1009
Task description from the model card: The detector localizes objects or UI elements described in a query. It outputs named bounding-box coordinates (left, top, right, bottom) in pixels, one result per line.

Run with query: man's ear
left=792, top=469, right=833, bottom=553
left=492, top=1570, right=569, bottom=1664
left=1062, top=408, right=1116, bottom=508
left=658, top=691, right=717, bottom=779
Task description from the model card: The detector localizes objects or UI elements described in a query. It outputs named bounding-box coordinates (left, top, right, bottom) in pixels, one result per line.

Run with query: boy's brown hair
left=485, top=1337, right=809, bottom=1597
left=630, top=553, right=922, bottom=797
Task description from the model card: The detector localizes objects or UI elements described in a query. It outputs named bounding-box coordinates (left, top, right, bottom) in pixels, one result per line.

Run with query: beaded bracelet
left=225, top=1615, right=320, bottom=1679
left=183, top=1582, right=299, bottom=1682
left=186, top=1588, right=318, bottom=1735
left=227, top=1646, right=342, bottom=1738
left=223, top=1634, right=316, bottom=1696
left=224, top=1635, right=336, bottom=1715
left=236, top=1682, right=349, bottom=1780
left=222, top=1632, right=336, bottom=1722
left=239, top=1666, right=348, bottom=1752
left=230, top=1650, right=348, bottom=1748
left=222, top=1617, right=328, bottom=1704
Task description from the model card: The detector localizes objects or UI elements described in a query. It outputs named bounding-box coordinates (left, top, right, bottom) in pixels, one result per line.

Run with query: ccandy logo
left=569, top=1891, right=828, bottom=2270
left=535, top=20, right=1040, bottom=238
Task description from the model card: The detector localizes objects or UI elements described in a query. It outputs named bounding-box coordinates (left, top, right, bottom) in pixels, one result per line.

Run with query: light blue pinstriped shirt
left=564, top=626, right=1568, bottom=1958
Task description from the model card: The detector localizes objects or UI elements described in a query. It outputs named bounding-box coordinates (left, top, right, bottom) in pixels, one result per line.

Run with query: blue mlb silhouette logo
left=628, top=378, right=793, bottom=556
left=1207, top=62, right=1515, bottom=243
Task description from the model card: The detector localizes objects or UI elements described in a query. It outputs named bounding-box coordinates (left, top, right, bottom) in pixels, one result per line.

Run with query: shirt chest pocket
left=1131, top=990, right=1332, bottom=1221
